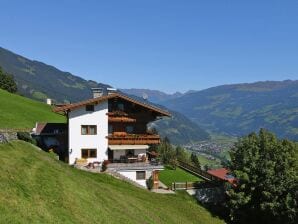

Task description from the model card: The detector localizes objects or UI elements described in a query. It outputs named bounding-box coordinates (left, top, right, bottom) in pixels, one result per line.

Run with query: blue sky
left=1, top=0, right=298, bottom=93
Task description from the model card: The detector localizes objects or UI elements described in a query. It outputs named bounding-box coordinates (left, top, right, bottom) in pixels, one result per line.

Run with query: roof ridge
left=116, top=92, right=170, bottom=113
left=53, top=92, right=171, bottom=116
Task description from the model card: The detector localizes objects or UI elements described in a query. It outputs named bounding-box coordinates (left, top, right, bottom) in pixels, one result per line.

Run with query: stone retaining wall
left=0, top=131, right=18, bottom=143
left=0, top=129, right=28, bottom=144
left=0, top=133, right=8, bottom=144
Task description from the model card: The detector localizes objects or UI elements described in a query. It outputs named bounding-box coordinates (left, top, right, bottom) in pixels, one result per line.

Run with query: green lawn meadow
left=0, top=89, right=65, bottom=129
left=0, top=141, right=224, bottom=224
left=159, top=166, right=204, bottom=187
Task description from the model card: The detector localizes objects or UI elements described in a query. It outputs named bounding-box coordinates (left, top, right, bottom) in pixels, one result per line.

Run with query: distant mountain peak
left=120, top=88, right=184, bottom=103
left=161, top=80, right=298, bottom=141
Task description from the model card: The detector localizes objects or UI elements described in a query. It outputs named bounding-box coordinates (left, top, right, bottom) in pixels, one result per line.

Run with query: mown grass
left=159, top=166, right=203, bottom=187
left=0, top=89, right=65, bottom=129
left=0, top=141, right=224, bottom=224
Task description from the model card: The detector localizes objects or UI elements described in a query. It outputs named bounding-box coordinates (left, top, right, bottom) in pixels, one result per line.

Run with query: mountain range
left=0, top=47, right=111, bottom=103
left=1, top=46, right=297, bottom=142
left=120, top=88, right=184, bottom=103
left=160, top=81, right=298, bottom=140
left=120, top=88, right=199, bottom=103
left=0, top=47, right=209, bottom=145
left=121, top=82, right=298, bottom=141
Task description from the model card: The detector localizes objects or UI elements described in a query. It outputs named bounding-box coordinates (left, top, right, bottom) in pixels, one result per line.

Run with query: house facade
left=68, top=101, right=109, bottom=164
left=54, top=88, right=170, bottom=188
left=32, top=122, right=68, bottom=160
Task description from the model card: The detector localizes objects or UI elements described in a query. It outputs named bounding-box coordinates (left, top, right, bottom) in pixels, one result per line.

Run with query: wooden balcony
left=107, top=134, right=161, bottom=145
left=106, top=111, right=128, bottom=117
left=108, top=117, right=136, bottom=123
left=107, top=111, right=137, bottom=123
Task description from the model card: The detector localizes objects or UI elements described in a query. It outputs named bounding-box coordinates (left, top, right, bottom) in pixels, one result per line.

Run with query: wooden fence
left=171, top=181, right=199, bottom=190
left=170, top=161, right=231, bottom=191
left=171, top=180, right=222, bottom=191
left=178, top=160, right=223, bottom=182
left=0, top=128, right=31, bottom=133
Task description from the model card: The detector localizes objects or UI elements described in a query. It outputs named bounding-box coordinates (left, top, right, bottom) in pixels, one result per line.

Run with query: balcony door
left=108, top=149, right=114, bottom=161
left=125, top=149, right=134, bottom=157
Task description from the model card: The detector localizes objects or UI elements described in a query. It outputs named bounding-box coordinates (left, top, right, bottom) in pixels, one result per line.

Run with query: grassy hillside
left=0, top=46, right=210, bottom=145
left=151, top=110, right=210, bottom=144
left=0, top=89, right=65, bottom=128
left=0, top=47, right=110, bottom=103
left=0, top=141, right=224, bottom=224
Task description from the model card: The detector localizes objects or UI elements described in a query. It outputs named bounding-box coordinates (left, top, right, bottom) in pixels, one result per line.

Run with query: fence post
left=186, top=181, right=187, bottom=190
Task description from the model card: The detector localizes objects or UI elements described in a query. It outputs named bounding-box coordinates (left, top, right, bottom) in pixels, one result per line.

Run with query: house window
left=108, top=124, right=113, bottom=134
left=81, top=125, right=97, bottom=135
left=86, top=105, right=94, bottom=111
left=81, top=149, right=97, bottom=158
left=136, top=171, right=146, bottom=180
left=126, top=126, right=134, bottom=133
left=118, top=103, right=124, bottom=111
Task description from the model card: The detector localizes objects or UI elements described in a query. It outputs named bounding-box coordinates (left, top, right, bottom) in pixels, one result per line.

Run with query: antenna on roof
left=142, top=93, right=148, bottom=101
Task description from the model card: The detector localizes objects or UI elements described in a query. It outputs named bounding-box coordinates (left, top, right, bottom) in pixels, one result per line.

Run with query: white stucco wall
left=68, top=101, right=108, bottom=164
left=119, top=170, right=152, bottom=187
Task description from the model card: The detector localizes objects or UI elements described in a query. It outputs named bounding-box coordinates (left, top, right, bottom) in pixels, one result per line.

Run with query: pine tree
left=190, top=152, right=201, bottom=169
left=158, top=137, right=177, bottom=169
left=0, top=67, right=17, bottom=93
left=176, top=146, right=190, bottom=163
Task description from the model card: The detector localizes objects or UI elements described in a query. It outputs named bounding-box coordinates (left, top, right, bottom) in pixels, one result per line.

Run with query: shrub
left=101, top=160, right=110, bottom=172
left=0, top=67, right=17, bottom=93
left=17, top=132, right=37, bottom=145
left=48, top=148, right=59, bottom=160
left=146, top=176, right=154, bottom=190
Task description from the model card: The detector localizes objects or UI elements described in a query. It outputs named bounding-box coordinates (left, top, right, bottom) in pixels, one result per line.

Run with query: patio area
left=107, top=161, right=164, bottom=171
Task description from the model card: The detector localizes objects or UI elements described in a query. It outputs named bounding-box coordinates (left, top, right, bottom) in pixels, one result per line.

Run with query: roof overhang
left=53, top=93, right=171, bottom=117
left=108, top=145, right=149, bottom=150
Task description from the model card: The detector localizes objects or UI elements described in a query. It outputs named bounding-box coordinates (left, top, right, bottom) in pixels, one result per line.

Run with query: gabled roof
left=53, top=93, right=171, bottom=116
left=207, top=168, right=237, bottom=186
left=34, top=123, right=67, bottom=135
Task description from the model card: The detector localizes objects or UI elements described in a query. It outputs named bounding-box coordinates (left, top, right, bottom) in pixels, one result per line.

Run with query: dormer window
left=86, top=105, right=94, bottom=111
left=118, top=103, right=124, bottom=111
left=126, top=126, right=134, bottom=133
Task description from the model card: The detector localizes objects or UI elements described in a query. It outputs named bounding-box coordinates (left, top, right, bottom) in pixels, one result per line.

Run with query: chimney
left=91, top=88, right=103, bottom=98
left=107, top=87, right=117, bottom=95
left=46, top=98, right=52, bottom=105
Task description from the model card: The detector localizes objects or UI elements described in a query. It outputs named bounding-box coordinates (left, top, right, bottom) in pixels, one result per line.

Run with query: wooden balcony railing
left=107, top=111, right=137, bottom=123
left=107, top=134, right=161, bottom=145
left=108, top=117, right=136, bottom=123
left=106, top=111, right=128, bottom=117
